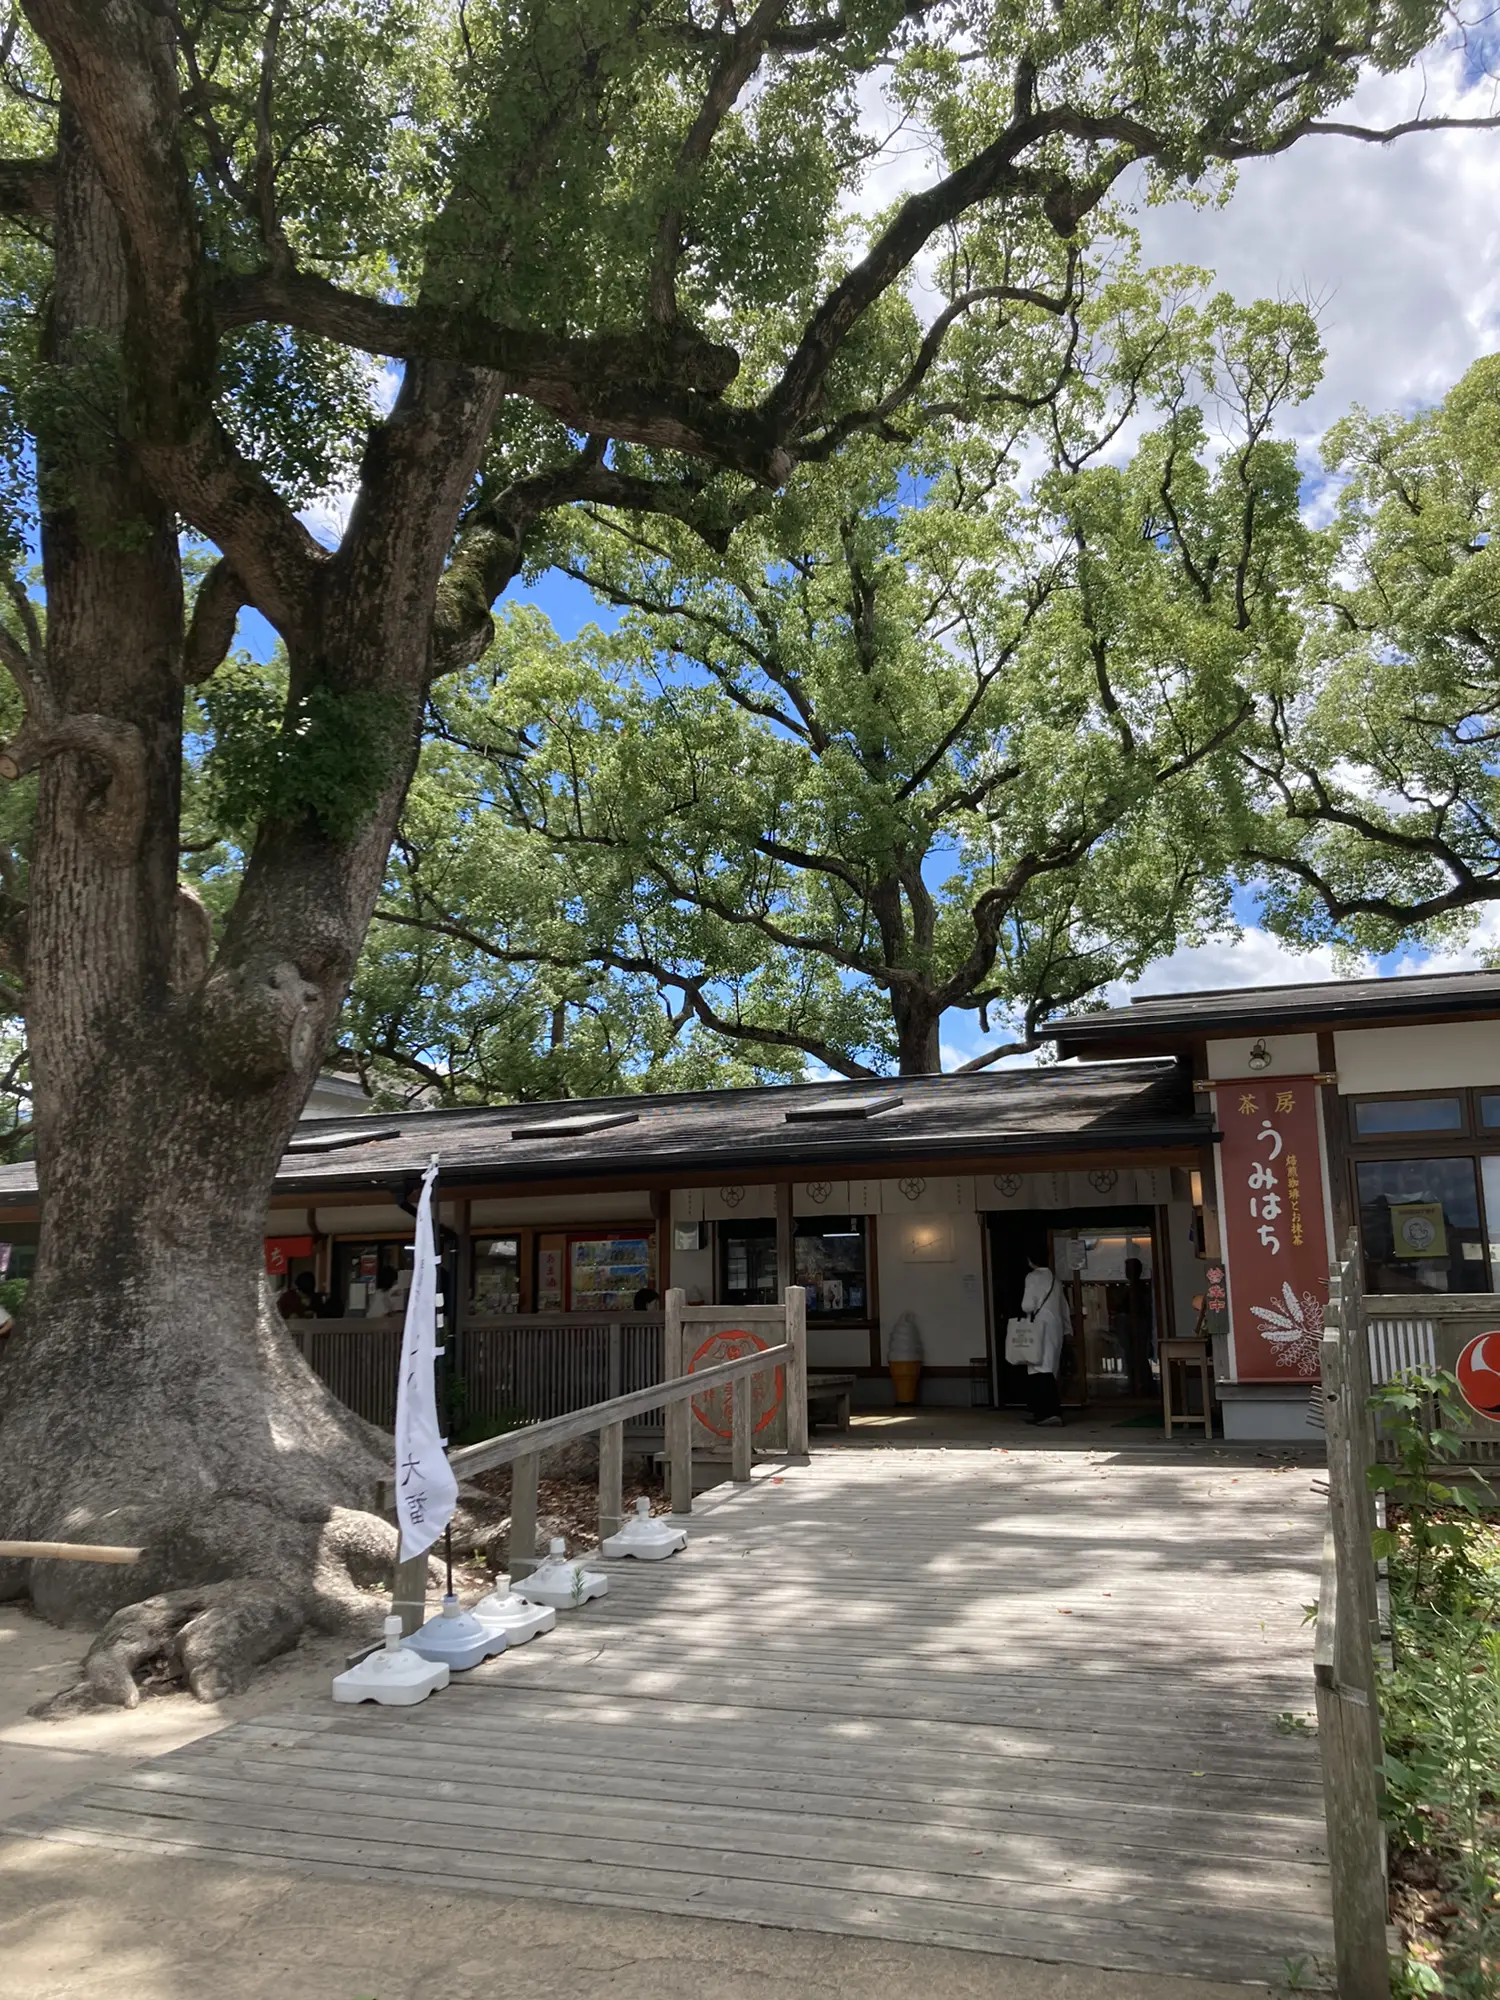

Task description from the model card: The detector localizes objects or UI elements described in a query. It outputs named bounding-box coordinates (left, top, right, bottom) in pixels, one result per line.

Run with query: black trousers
left=1025, top=1370, right=1061, bottom=1422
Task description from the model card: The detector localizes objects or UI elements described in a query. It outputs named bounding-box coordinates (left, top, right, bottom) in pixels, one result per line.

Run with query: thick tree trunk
left=0, top=121, right=461, bottom=1705
left=893, top=993, right=943, bottom=1074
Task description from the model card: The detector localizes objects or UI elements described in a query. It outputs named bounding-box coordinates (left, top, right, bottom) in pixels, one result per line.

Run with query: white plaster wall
left=875, top=1210, right=988, bottom=1368
left=1334, top=1021, right=1500, bottom=1093
left=1207, top=1033, right=1320, bottom=1079
left=666, top=1239, right=714, bottom=1304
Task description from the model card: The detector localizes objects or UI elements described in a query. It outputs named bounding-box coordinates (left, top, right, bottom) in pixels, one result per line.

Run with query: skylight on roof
left=513, top=1110, right=641, bottom=1140
left=285, top=1126, right=401, bottom=1155
left=784, top=1094, right=904, bottom=1123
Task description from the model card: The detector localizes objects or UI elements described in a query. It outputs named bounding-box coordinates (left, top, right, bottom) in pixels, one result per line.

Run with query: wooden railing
left=292, top=1312, right=664, bottom=1431
left=383, top=1286, right=809, bottom=1631
left=1317, top=1251, right=1392, bottom=2000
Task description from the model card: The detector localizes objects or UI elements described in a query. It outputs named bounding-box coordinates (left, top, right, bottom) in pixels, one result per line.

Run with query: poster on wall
left=1215, top=1077, right=1330, bottom=1381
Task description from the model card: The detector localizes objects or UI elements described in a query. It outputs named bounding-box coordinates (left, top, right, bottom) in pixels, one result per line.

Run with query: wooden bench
left=807, top=1372, right=856, bottom=1432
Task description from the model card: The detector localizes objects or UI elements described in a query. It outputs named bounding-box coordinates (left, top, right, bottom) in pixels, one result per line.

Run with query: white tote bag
left=1005, top=1316, right=1042, bottom=1366
left=1005, top=1276, right=1058, bottom=1368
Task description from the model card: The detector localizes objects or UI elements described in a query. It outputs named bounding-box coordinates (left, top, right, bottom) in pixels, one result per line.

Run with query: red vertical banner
left=1216, top=1077, right=1330, bottom=1381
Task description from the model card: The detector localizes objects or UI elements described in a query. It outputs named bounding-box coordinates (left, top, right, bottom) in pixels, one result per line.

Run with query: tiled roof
left=0, top=1060, right=1202, bottom=1206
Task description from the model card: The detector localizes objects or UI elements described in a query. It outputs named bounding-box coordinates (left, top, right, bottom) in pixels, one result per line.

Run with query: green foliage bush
left=1368, top=1371, right=1499, bottom=1998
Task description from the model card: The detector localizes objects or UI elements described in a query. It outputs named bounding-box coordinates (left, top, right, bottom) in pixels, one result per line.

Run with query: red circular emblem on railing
left=1455, top=1333, right=1500, bottom=1420
left=688, top=1330, right=784, bottom=1439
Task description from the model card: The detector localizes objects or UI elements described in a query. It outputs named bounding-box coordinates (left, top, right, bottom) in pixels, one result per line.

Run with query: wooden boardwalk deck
left=10, top=1444, right=1333, bottom=1985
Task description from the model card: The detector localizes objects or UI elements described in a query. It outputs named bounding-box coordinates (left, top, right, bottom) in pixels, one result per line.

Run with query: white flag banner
left=394, top=1159, right=458, bottom=1562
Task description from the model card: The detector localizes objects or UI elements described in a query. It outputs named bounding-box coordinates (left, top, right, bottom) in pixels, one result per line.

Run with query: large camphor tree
left=372, top=273, right=1321, bottom=1078
left=0, top=0, right=1489, bottom=1699
left=1244, top=354, right=1500, bottom=956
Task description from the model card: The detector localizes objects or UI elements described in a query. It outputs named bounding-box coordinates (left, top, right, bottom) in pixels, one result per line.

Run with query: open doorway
left=987, top=1206, right=1162, bottom=1411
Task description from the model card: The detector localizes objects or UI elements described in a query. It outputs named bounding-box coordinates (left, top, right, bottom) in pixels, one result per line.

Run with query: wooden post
left=599, top=1418, right=624, bottom=1543
left=510, top=1450, right=540, bottom=1580
left=664, top=1286, right=692, bottom=1516
left=607, top=1319, right=622, bottom=1402
left=775, top=1181, right=793, bottom=1299
left=1314, top=1528, right=1392, bottom=2000
left=391, top=1549, right=428, bottom=1636
left=731, top=1368, right=752, bottom=1483
left=785, top=1284, right=809, bottom=1456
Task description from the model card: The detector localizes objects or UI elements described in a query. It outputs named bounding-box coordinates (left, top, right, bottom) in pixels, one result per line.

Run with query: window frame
left=1346, top=1088, right=1472, bottom=1143
left=791, top=1213, right=871, bottom=1322
left=1345, top=1087, right=1500, bottom=1292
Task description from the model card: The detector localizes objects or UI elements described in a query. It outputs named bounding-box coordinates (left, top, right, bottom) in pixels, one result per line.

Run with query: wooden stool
left=1159, top=1337, right=1215, bottom=1437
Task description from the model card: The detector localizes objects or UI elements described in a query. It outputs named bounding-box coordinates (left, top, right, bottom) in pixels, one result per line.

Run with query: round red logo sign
left=1455, top=1333, right=1500, bottom=1421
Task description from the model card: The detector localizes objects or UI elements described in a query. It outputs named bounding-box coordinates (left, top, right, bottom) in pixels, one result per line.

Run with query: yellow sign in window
left=1390, top=1201, right=1447, bottom=1260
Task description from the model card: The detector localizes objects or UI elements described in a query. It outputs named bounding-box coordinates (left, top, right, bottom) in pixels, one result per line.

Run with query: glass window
left=720, top=1220, right=777, bottom=1305
left=794, top=1216, right=868, bottom=1317
left=1478, top=1095, right=1500, bottom=1129
left=1356, top=1158, right=1487, bottom=1294
left=1483, top=1159, right=1500, bottom=1279
left=331, top=1238, right=415, bottom=1317
left=470, top=1235, right=521, bottom=1315
left=1352, top=1097, right=1464, bottom=1137
left=569, top=1233, right=653, bottom=1312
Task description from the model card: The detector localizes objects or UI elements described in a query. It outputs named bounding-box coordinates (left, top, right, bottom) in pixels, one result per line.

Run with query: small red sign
left=264, top=1235, right=314, bottom=1275
left=1455, top=1333, right=1500, bottom=1420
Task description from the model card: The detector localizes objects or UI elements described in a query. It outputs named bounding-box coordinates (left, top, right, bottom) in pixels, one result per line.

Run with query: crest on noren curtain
left=992, top=1173, right=1023, bottom=1199
left=806, top=1180, right=832, bottom=1204
left=898, top=1177, right=927, bottom=1202
left=721, top=1185, right=745, bottom=1208
left=1088, top=1168, right=1118, bottom=1195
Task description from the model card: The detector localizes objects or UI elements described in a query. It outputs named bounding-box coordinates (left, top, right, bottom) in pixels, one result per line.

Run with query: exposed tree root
left=34, top=1578, right=304, bottom=1714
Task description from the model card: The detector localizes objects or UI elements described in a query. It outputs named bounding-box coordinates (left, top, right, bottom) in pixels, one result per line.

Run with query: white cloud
left=1129, top=37, right=1500, bottom=443
left=1124, top=929, right=1375, bottom=997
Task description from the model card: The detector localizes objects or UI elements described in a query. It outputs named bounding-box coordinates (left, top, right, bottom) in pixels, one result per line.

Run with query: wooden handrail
left=376, top=1340, right=790, bottom=1510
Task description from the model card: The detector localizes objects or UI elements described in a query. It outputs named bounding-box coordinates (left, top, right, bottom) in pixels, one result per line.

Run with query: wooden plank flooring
left=9, top=1444, right=1333, bottom=1984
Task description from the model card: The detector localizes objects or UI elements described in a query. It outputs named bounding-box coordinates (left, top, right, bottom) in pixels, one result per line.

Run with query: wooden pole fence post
left=665, top=1287, right=692, bottom=1516
left=785, top=1284, right=809, bottom=1457
left=510, top=1450, right=540, bottom=1580
left=391, top=1550, right=428, bottom=1636
left=599, top=1419, right=624, bottom=1544
left=731, top=1369, right=752, bottom=1484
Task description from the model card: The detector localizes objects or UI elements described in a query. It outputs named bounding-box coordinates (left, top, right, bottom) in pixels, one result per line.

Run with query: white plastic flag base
left=515, top=1538, right=608, bottom=1610
left=333, top=1616, right=449, bottom=1706
left=470, top=1585, right=556, bottom=1645
left=404, top=1593, right=509, bottom=1672
left=601, top=1496, right=688, bottom=1562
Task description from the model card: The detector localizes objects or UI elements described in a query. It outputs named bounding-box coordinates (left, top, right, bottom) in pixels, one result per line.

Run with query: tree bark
left=0, top=122, right=471, bottom=1700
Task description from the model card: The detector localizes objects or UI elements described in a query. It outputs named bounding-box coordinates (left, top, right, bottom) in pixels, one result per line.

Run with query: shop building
left=3, top=967, right=1499, bottom=1441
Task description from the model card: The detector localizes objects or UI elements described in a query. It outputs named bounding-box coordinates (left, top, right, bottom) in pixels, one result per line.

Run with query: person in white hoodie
left=1018, top=1257, right=1069, bottom=1426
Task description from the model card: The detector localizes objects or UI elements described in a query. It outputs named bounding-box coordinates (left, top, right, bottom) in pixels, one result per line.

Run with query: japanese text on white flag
left=394, top=1158, right=457, bottom=1561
